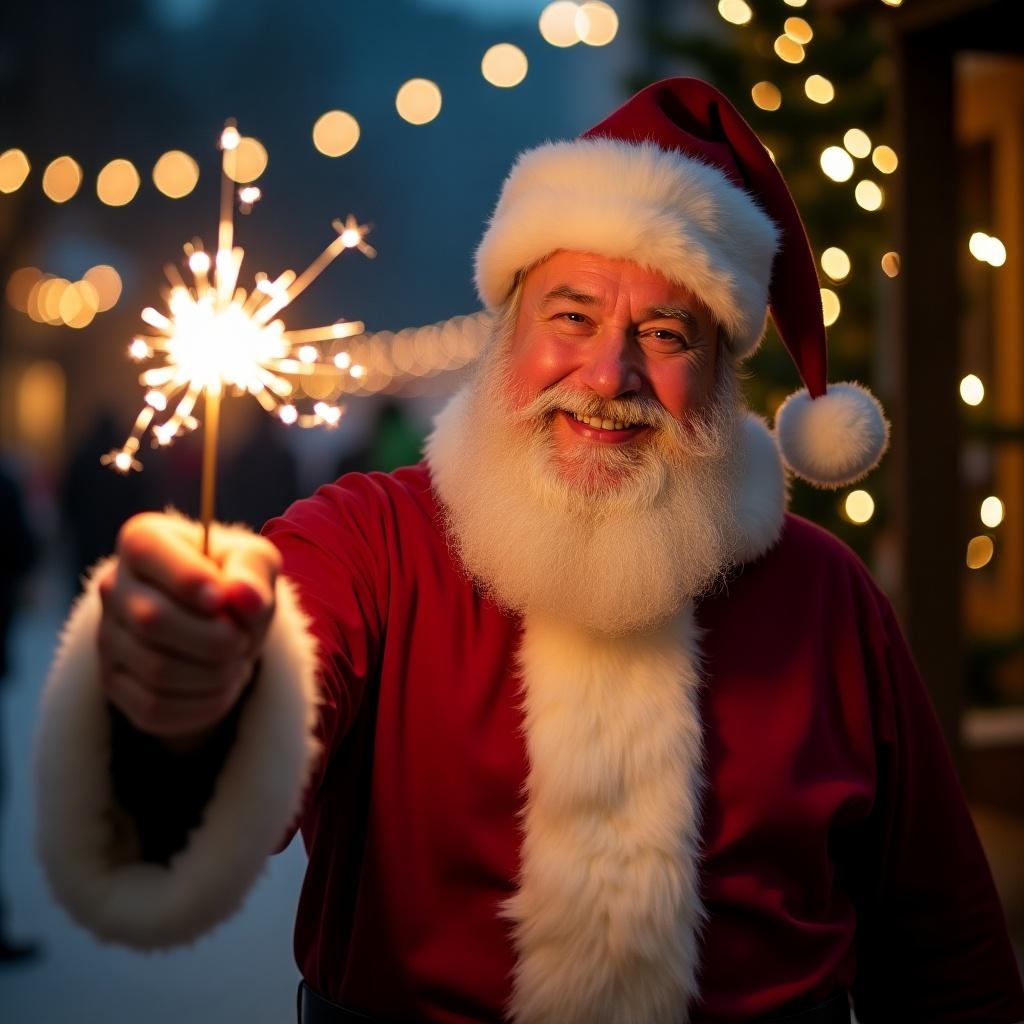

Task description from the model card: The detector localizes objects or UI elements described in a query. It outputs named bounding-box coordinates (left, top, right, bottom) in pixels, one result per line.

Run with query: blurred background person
left=0, top=457, right=39, bottom=963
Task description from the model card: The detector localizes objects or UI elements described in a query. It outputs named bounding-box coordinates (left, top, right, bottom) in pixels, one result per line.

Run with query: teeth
left=569, top=411, right=635, bottom=431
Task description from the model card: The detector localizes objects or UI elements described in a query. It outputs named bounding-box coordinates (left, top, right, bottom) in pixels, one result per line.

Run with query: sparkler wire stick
left=200, top=382, right=222, bottom=556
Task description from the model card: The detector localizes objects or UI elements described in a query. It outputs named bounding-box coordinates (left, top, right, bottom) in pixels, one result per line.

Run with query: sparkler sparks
left=103, top=120, right=375, bottom=550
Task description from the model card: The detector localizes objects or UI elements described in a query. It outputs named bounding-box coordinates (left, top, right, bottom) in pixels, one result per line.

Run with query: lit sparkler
left=103, top=120, right=375, bottom=552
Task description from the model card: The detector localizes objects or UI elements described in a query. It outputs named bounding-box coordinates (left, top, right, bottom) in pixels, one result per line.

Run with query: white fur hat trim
left=474, top=137, right=779, bottom=358
left=775, top=382, right=890, bottom=489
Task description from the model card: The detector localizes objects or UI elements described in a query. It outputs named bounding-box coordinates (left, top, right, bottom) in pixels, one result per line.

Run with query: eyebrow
left=641, top=305, right=697, bottom=326
left=541, top=288, right=698, bottom=325
left=540, top=285, right=597, bottom=306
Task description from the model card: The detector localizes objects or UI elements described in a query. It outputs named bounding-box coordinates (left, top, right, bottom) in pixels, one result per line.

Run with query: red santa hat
left=473, top=77, right=889, bottom=489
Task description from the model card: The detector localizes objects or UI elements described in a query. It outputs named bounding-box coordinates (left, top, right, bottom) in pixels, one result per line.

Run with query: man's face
left=429, top=249, right=741, bottom=632
left=504, top=250, right=721, bottom=484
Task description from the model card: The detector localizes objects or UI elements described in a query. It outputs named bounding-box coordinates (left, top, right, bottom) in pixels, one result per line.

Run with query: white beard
left=426, top=327, right=748, bottom=637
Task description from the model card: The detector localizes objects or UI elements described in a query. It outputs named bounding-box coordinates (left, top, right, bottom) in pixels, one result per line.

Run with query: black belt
left=298, top=981, right=850, bottom=1023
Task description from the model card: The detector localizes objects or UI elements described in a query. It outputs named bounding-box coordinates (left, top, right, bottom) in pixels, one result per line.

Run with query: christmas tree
left=635, top=0, right=897, bottom=558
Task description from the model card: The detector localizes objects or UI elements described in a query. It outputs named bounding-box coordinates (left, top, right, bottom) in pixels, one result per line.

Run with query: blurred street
left=0, top=552, right=306, bottom=1024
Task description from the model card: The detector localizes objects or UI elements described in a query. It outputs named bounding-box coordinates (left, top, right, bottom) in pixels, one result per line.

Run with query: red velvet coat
left=263, top=464, right=1024, bottom=1023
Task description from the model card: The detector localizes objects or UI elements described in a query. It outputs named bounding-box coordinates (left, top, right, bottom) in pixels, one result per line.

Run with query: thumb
left=218, top=533, right=282, bottom=627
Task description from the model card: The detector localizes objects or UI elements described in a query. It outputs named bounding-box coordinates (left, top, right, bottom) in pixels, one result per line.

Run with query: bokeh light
left=17, top=360, right=65, bottom=454
left=0, top=149, right=31, bottom=193
left=312, top=111, right=361, bottom=157
left=969, top=232, right=990, bottom=262
left=539, top=1, right=581, bottom=45
left=42, top=156, right=83, bottom=203
left=784, top=16, right=813, bottom=43
left=225, top=137, right=268, bottom=183
left=881, top=252, right=900, bottom=278
left=153, top=150, right=200, bottom=198
left=481, top=43, right=528, bottom=87
left=97, top=158, right=141, bottom=206
left=969, top=232, right=1007, bottom=267
left=751, top=81, right=782, bottom=111
left=576, top=2, right=618, bottom=45
left=980, top=496, right=1005, bottom=528
left=845, top=490, right=875, bottom=524
left=39, top=277, right=70, bottom=324
left=843, top=128, right=872, bottom=158
left=59, top=280, right=100, bottom=329
left=396, top=79, right=443, bottom=125
left=820, top=288, right=841, bottom=327
left=820, top=146, right=854, bottom=182
left=83, top=265, right=123, bottom=311
left=774, top=35, right=805, bottom=63
left=855, top=180, right=884, bottom=211
left=872, top=145, right=899, bottom=173
left=805, top=75, right=834, bottom=104
left=960, top=373, right=985, bottom=406
left=6, top=267, right=43, bottom=312
left=966, top=535, right=994, bottom=570
left=718, top=0, right=752, bottom=25
left=25, top=276, right=51, bottom=323
left=821, top=247, right=851, bottom=281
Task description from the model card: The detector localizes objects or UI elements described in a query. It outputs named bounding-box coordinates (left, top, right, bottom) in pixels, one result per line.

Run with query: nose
left=577, top=327, right=643, bottom=398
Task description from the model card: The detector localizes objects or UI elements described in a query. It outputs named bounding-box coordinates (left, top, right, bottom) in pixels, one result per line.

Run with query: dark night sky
left=2, top=0, right=634, bottom=336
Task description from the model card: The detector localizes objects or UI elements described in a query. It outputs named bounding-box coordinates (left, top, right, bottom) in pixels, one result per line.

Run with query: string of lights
left=715, top=0, right=1007, bottom=571
left=0, top=3, right=617, bottom=204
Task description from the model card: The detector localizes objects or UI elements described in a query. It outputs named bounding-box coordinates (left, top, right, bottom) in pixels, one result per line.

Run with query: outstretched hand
left=97, top=512, right=282, bottom=746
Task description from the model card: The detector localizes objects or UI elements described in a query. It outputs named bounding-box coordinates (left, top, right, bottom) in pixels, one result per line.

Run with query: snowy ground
left=0, top=562, right=306, bottom=1024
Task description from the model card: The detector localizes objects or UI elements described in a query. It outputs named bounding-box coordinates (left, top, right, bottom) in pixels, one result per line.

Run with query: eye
left=556, top=311, right=589, bottom=324
left=639, top=327, right=690, bottom=352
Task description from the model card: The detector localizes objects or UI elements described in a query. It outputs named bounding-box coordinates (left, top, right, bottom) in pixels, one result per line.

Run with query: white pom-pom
left=775, top=382, right=889, bottom=489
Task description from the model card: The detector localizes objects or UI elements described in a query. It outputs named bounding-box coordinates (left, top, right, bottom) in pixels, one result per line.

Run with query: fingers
left=100, top=512, right=282, bottom=739
left=118, top=513, right=224, bottom=614
left=219, top=533, right=281, bottom=632
left=99, top=616, right=255, bottom=737
left=100, top=577, right=249, bottom=668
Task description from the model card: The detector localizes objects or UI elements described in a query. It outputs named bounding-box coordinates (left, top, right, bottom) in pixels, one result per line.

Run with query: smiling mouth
left=559, top=409, right=649, bottom=441
left=566, top=410, right=643, bottom=431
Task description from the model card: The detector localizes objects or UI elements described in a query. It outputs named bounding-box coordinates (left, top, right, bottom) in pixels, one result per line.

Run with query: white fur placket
left=505, top=606, right=707, bottom=1024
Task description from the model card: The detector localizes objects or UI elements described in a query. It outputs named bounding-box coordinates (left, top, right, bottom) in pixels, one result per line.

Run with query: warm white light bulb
left=960, top=374, right=985, bottom=406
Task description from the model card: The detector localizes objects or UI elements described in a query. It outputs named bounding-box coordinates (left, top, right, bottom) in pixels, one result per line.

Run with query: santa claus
left=35, top=79, right=1024, bottom=1023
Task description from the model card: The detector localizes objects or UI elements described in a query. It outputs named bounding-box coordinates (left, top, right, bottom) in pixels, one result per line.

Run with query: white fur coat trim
left=733, top=411, right=787, bottom=564
left=505, top=606, right=706, bottom=1023
left=474, top=137, right=779, bottom=358
left=33, top=547, right=320, bottom=949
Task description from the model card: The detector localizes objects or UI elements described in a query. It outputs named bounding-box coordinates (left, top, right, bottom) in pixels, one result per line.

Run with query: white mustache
left=515, top=384, right=668, bottom=430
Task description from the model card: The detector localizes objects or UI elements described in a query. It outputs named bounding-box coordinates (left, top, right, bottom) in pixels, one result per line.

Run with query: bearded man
left=35, top=79, right=1024, bottom=1024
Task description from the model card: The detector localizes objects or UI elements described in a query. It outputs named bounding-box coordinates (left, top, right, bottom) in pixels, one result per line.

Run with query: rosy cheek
left=508, top=336, right=579, bottom=398
left=651, top=369, right=712, bottom=421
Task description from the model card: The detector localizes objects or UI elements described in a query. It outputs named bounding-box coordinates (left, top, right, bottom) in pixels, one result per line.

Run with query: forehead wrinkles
left=526, top=257, right=705, bottom=321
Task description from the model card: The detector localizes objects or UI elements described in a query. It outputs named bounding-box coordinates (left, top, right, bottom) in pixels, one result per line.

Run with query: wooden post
left=893, top=27, right=964, bottom=761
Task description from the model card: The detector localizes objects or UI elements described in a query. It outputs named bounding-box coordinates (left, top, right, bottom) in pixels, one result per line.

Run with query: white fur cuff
left=33, top=541, right=320, bottom=949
